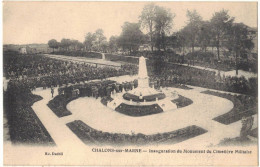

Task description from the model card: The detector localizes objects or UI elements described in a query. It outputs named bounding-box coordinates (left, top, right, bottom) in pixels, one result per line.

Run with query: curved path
left=30, top=75, right=257, bottom=147
left=66, top=88, right=233, bottom=136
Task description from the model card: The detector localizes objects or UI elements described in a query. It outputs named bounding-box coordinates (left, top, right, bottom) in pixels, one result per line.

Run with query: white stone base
left=107, top=91, right=178, bottom=112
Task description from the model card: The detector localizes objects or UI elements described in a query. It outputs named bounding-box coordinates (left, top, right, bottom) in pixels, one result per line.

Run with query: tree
left=210, top=10, right=234, bottom=60
left=100, top=41, right=109, bottom=53
left=198, top=21, right=212, bottom=52
left=175, top=30, right=187, bottom=56
left=226, top=23, right=254, bottom=75
left=154, top=6, right=175, bottom=51
left=139, top=3, right=157, bottom=52
left=76, top=42, right=84, bottom=51
left=94, top=29, right=107, bottom=52
left=109, top=36, right=119, bottom=53
left=48, top=39, right=59, bottom=52
left=70, top=40, right=79, bottom=50
left=118, top=22, right=145, bottom=53
left=84, top=32, right=96, bottom=51
left=184, top=10, right=202, bottom=54
left=60, top=38, right=71, bottom=51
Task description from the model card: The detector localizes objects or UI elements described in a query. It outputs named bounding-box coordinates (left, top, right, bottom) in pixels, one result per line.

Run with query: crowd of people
left=4, top=52, right=138, bottom=93
left=4, top=51, right=257, bottom=97
left=53, top=51, right=102, bottom=59
left=4, top=50, right=257, bottom=145
left=148, top=63, right=257, bottom=96
left=47, top=79, right=139, bottom=117
left=4, top=52, right=138, bottom=144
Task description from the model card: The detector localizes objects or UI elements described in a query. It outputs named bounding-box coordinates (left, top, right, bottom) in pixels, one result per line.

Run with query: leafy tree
left=84, top=32, right=96, bottom=51
left=76, top=42, right=84, bottom=51
left=48, top=39, right=59, bottom=52
left=154, top=6, right=175, bottom=51
left=100, top=41, right=109, bottom=53
left=94, top=29, right=107, bottom=52
left=198, top=21, right=212, bottom=52
left=210, top=10, right=234, bottom=60
left=109, top=36, right=119, bottom=53
left=139, top=3, right=157, bottom=52
left=226, top=23, right=254, bottom=74
left=175, top=30, right=187, bottom=56
left=60, top=38, right=71, bottom=51
left=184, top=10, right=202, bottom=53
left=118, top=22, right=145, bottom=53
left=70, top=40, right=79, bottom=50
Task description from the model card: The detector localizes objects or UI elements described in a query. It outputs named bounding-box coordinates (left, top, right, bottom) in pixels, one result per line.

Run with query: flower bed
left=123, top=92, right=166, bottom=102
left=171, top=95, right=193, bottom=108
left=67, top=120, right=207, bottom=146
left=202, top=90, right=257, bottom=125
left=115, top=103, right=163, bottom=116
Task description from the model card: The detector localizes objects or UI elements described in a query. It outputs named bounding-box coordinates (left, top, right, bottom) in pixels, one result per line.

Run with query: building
left=19, top=47, right=27, bottom=54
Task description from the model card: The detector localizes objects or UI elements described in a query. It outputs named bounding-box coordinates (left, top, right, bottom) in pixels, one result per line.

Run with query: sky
left=3, top=1, right=258, bottom=45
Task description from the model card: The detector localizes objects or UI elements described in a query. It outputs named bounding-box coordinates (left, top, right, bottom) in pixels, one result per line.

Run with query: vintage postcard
left=3, top=1, right=258, bottom=166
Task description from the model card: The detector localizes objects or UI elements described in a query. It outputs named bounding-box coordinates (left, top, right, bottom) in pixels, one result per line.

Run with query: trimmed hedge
left=115, top=103, right=163, bottom=116
left=67, top=120, right=207, bottom=146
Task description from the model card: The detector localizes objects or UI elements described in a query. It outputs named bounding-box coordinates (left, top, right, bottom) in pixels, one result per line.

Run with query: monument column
left=138, top=56, right=149, bottom=88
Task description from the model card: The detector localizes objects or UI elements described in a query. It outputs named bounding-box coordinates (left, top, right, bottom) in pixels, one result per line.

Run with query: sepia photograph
left=2, top=1, right=258, bottom=166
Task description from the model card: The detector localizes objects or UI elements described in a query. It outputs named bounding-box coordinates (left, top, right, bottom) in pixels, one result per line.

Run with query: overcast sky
left=3, top=1, right=257, bottom=45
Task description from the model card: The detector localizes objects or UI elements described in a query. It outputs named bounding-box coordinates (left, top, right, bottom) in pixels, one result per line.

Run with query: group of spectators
left=4, top=53, right=138, bottom=93
left=4, top=51, right=257, bottom=98
left=59, top=79, right=138, bottom=100
left=148, top=63, right=257, bottom=96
